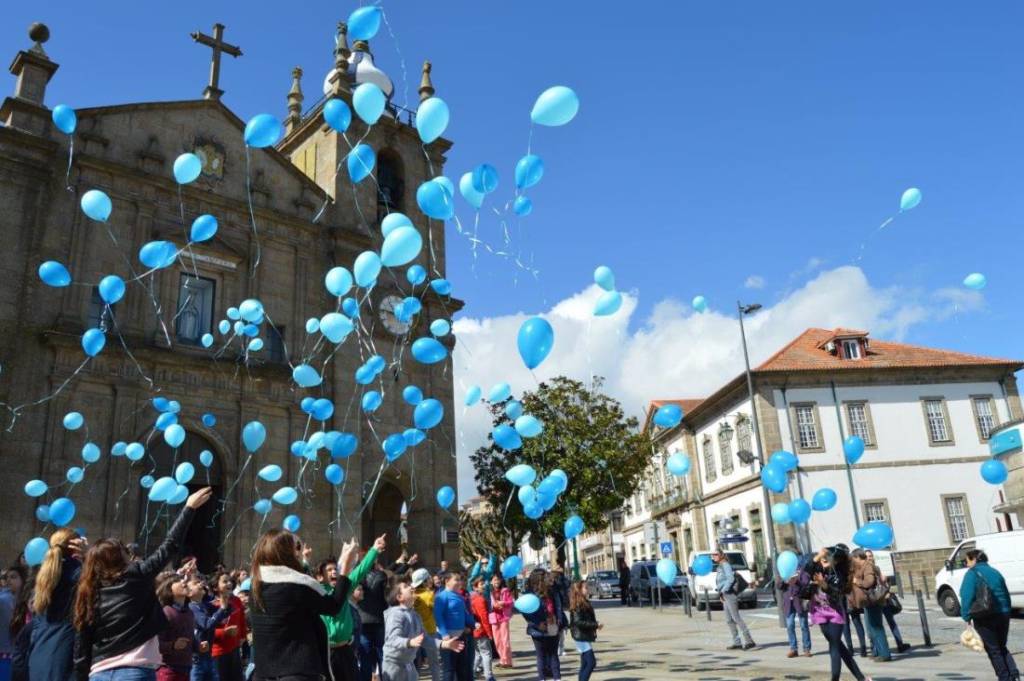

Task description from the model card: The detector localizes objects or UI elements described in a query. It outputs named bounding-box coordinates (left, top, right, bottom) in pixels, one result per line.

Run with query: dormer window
left=842, top=339, right=862, bottom=359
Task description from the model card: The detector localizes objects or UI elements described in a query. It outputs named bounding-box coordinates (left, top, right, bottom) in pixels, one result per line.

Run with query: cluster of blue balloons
left=289, top=429, right=358, bottom=462
left=760, top=449, right=798, bottom=494
left=592, top=265, right=623, bottom=317
left=771, top=498, right=812, bottom=525
left=210, top=298, right=271, bottom=352
left=507, top=465, right=568, bottom=521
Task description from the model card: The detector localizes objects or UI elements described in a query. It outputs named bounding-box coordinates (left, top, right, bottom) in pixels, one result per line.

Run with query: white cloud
left=744, top=275, right=765, bottom=289
left=451, top=266, right=978, bottom=501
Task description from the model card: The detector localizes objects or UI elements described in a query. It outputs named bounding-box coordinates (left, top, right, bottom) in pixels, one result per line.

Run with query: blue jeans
left=190, top=656, right=218, bottom=681
left=863, top=605, right=891, bottom=659
left=358, top=623, right=385, bottom=681
left=0, top=658, right=11, bottom=681
left=786, top=610, right=812, bottom=652
left=440, top=634, right=474, bottom=681
left=91, top=668, right=158, bottom=681
left=578, top=649, right=596, bottom=681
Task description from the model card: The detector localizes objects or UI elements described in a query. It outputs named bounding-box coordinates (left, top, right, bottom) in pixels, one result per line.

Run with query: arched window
left=376, top=151, right=405, bottom=221
left=719, top=427, right=734, bottom=476
left=737, top=415, right=753, bottom=458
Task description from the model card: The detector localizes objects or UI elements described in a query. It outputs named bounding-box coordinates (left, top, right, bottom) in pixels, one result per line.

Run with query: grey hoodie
left=383, top=604, right=425, bottom=666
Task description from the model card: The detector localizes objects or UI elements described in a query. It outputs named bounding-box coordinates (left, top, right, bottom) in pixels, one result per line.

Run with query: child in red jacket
left=210, top=572, right=247, bottom=681
left=469, top=577, right=496, bottom=681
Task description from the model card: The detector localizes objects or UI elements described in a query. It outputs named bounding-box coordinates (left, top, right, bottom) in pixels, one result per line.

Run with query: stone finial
left=330, top=21, right=350, bottom=95
left=28, top=22, right=49, bottom=55
left=418, top=61, right=435, bottom=102
left=285, top=66, right=304, bottom=134
left=1, top=22, right=60, bottom=133
left=352, top=40, right=370, bottom=54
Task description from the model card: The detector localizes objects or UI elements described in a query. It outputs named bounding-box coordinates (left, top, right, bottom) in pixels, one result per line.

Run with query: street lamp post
left=737, top=301, right=785, bottom=627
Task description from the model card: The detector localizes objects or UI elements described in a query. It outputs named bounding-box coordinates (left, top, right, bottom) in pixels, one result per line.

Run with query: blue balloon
left=325, top=464, right=344, bottom=485
left=550, top=469, right=569, bottom=493
left=24, top=480, right=47, bottom=497
left=140, top=475, right=155, bottom=489
left=531, top=86, right=579, bottom=127
left=139, top=241, right=178, bottom=269
left=506, top=464, right=537, bottom=487
left=777, top=550, right=799, bottom=580
left=355, top=364, right=375, bottom=385
left=272, top=486, right=298, bottom=505
left=514, top=154, right=544, bottom=189
left=303, top=318, right=320, bottom=335
left=353, top=251, right=382, bottom=288
left=517, top=486, right=537, bottom=506
left=812, top=488, right=838, bottom=511
left=471, top=164, right=499, bottom=194
left=201, top=333, right=214, bottom=348
left=564, top=514, right=585, bottom=540
left=362, top=390, right=382, bottom=412
left=430, top=278, right=452, bottom=296
left=175, top=462, right=195, bottom=484
left=963, top=273, right=987, bottom=291
left=458, top=172, right=484, bottom=209
left=202, top=413, right=217, bottom=427
left=125, top=442, right=145, bottom=461
left=981, top=459, right=1008, bottom=485
left=501, top=555, right=523, bottom=580
left=381, top=212, right=413, bottom=238
left=656, top=558, right=678, bottom=585
left=414, top=398, right=444, bottom=429
left=383, top=434, right=407, bottom=461
left=218, top=320, right=230, bottom=334
left=239, top=298, right=263, bottom=322
left=293, top=364, right=322, bottom=388
left=258, top=464, right=282, bottom=482
left=899, top=187, right=922, bottom=212
left=63, top=411, right=84, bottom=430
left=771, top=502, right=792, bottom=524
left=464, top=385, right=482, bottom=406
left=515, top=415, right=544, bottom=438
left=430, top=319, right=451, bottom=337
left=524, top=501, right=544, bottom=519
left=167, top=400, right=180, bottom=414
left=666, top=452, right=691, bottom=476
left=199, top=450, right=214, bottom=467
left=190, top=214, right=218, bottom=243
left=152, top=397, right=170, bottom=411
left=504, top=400, right=523, bottom=420
left=843, top=436, right=865, bottom=465
left=512, top=196, right=532, bottom=217
left=98, top=275, right=125, bottom=304
left=692, top=295, right=708, bottom=313
left=769, top=450, right=799, bottom=472
left=66, top=467, right=84, bottom=484
left=248, top=338, right=263, bottom=352
left=173, top=153, right=202, bottom=184
left=81, top=190, right=112, bottom=222
left=25, top=537, right=49, bottom=567
left=331, top=433, right=358, bottom=458
left=52, top=104, right=76, bottom=134
left=312, top=398, right=334, bottom=421
left=353, top=83, right=386, bottom=125
left=49, top=498, right=76, bottom=526
left=404, top=428, right=426, bottom=446
left=324, top=98, right=352, bottom=133
left=416, top=178, right=455, bottom=220
left=244, top=113, right=283, bottom=148
left=111, top=441, right=127, bottom=457
left=515, top=593, right=540, bottom=614
left=381, top=226, right=423, bottom=267
left=853, top=521, right=894, bottom=550
left=253, top=499, right=272, bottom=515
left=416, top=97, right=450, bottom=143
left=227, top=307, right=241, bottom=320
left=38, top=261, right=71, bottom=287
left=82, top=328, right=106, bottom=357
left=411, top=337, right=448, bottom=364
left=594, top=265, right=615, bottom=291
left=593, top=290, right=622, bottom=316
left=348, top=5, right=382, bottom=40
left=325, top=266, right=354, bottom=297
left=788, top=498, right=812, bottom=524
left=653, top=404, right=683, bottom=429
left=283, top=514, right=301, bottom=532
left=493, top=424, right=523, bottom=451
left=428, top=485, right=454, bottom=511
left=35, top=505, right=50, bottom=522
left=164, top=423, right=186, bottom=448
left=81, top=442, right=100, bottom=463
left=517, top=317, right=554, bottom=370
left=243, top=421, right=267, bottom=453
left=347, top=144, right=376, bottom=183
left=691, top=554, right=714, bottom=577
left=760, top=462, right=787, bottom=493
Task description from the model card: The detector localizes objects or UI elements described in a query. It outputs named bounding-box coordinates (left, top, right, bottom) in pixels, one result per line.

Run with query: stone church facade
left=0, top=22, right=459, bottom=570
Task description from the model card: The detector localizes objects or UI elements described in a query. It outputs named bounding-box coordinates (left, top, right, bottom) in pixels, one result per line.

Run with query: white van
left=934, top=530, right=1024, bottom=617
left=687, top=550, right=757, bottom=609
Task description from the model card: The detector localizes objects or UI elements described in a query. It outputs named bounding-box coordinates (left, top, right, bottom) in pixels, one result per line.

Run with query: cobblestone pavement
left=483, top=598, right=1024, bottom=680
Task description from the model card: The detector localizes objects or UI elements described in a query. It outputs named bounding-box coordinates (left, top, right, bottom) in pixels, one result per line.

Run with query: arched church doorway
left=363, top=481, right=405, bottom=564
left=137, top=430, right=224, bottom=572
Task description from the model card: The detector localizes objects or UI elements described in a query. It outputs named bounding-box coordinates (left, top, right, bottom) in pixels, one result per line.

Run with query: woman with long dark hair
left=567, top=581, right=600, bottom=681
left=802, top=546, right=871, bottom=681
left=248, top=530, right=359, bottom=681
left=960, top=549, right=1019, bottom=680
left=521, top=569, right=561, bottom=681
left=29, top=528, right=86, bottom=681
left=72, top=488, right=212, bottom=681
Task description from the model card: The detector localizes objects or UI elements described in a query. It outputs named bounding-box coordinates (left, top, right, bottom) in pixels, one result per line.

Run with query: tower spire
left=418, top=61, right=435, bottom=102
left=329, top=21, right=350, bottom=95
left=285, top=67, right=304, bottom=134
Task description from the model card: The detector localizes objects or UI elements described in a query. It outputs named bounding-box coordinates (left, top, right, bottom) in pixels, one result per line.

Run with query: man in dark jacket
left=550, top=562, right=571, bottom=656
left=617, top=559, right=630, bottom=607
left=356, top=559, right=389, bottom=681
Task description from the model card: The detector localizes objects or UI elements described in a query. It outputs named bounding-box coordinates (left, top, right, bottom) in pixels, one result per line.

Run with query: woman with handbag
left=959, top=550, right=1019, bottom=680
left=863, top=551, right=910, bottom=653
left=849, top=550, right=891, bottom=663
left=802, top=547, right=871, bottom=681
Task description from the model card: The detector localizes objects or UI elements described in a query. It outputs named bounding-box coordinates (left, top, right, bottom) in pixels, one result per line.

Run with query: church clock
left=379, top=295, right=412, bottom=336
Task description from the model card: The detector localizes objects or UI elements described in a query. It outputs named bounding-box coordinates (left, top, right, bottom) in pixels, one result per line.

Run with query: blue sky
left=4, top=0, right=1023, bottom=361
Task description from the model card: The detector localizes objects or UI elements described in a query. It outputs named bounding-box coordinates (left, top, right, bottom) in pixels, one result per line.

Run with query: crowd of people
left=0, top=490, right=602, bottom=681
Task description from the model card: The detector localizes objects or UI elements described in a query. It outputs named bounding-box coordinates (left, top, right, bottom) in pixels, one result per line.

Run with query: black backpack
left=731, top=571, right=749, bottom=594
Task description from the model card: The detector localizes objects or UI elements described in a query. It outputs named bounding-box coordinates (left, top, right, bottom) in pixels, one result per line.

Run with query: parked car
left=628, top=560, right=688, bottom=604
left=934, top=530, right=1024, bottom=617
left=584, top=570, right=621, bottom=600
left=687, top=550, right=757, bottom=609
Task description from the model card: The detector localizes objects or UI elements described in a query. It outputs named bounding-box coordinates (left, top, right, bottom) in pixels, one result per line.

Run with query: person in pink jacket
left=488, top=576, right=513, bottom=668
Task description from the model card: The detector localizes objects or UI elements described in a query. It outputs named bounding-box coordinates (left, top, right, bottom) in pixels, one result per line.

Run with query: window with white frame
left=863, top=500, right=888, bottom=523
left=846, top=402, right=874, bottom=446
left=718, top=428, right=734, bottom=475
left=923, top=399, right=952, bottom=444
left=943, top=495, right=971, bottom=542
left=795, top=405, right=820, bottom=449
left=175, top=275, right=215, bottom=344
left=972, top=397, right=996, bottom=440
left=842, top=339, right=862, bottom=359
left=703, top=438, right=716, bottom=483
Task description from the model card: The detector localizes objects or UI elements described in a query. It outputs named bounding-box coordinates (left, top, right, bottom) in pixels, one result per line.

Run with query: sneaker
left=786, top=650, right=798, bottom=658
left=743, top=642, right=757, bottom=650
left=897, top=643, right=911, bottom=653
left=726, top=644, right=743, bottom=650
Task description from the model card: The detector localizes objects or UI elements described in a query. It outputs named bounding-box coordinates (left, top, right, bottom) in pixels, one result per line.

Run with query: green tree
left=469, top=376, right=650, bottom=561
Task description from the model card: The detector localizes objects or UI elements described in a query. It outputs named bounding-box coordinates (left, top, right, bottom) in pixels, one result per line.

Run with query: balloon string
left=244, top=147, right=262, bottom=276
left=3, top=356, right=91, bottom=432
left=64, top=137, right=75, bottom=191
left=380, top=8, right=411, bottom=112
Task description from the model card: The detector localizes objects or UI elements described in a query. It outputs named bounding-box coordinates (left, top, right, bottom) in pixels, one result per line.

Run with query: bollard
left=684, top=588, right=693, bottom=617
left=650, top=584, right=655, bottom=609
left=915, top=590, right=933, bottom=647
left=908, top=572, right=916, bottom=595
left=703, top=587, right=712, bottom=621
left=896, top=572, right=904, bottom=599
left=922, top=573, right=930, bottom=599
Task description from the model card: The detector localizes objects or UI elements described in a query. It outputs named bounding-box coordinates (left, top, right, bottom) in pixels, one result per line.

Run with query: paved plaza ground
left=489, top=597, right=1023, bottom=680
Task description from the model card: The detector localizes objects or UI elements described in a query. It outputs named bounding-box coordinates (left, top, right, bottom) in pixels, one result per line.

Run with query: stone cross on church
left=190, top=23, right=242, bottom=100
